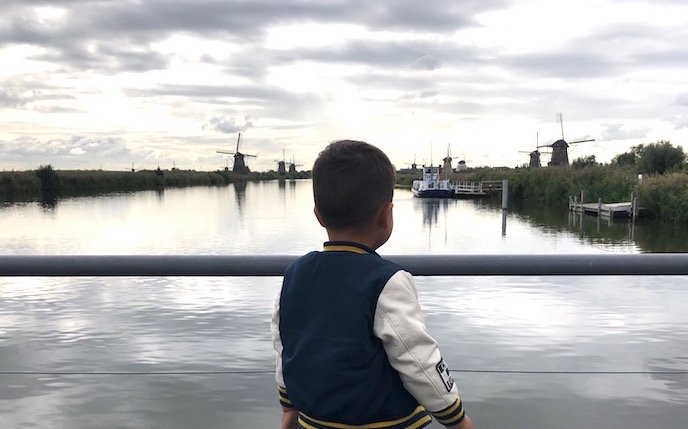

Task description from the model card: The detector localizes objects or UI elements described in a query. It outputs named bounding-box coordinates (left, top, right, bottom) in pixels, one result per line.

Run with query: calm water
left=1, top=180, right=687, bottom=429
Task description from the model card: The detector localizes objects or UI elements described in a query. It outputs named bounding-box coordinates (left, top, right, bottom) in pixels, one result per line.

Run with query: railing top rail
left=0, top=254, right=687, bottom=277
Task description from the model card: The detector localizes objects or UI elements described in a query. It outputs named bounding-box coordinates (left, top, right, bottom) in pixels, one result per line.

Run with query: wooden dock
left=452, top=180, right=503, bottom=198
left=568, top=191, right=644, bottom=220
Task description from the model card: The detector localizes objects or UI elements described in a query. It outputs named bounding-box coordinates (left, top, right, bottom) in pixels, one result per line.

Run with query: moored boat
left=411, top=165, right=454, bottom=198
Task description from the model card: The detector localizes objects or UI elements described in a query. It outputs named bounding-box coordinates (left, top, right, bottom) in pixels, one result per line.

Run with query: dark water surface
left=1, top=180, right=687, bottom=428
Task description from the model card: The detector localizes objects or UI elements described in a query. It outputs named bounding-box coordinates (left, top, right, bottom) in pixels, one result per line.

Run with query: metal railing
left=1, top=254, right=687, bottom=276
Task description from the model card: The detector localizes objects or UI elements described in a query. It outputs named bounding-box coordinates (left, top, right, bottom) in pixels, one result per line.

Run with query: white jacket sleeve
left=271, top=292, right=293, bottom=408
left=373, top=270, right=463, bottom=415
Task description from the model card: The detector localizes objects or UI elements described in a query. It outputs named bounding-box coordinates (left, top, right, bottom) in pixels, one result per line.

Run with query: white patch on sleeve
left=436, top=358, right=455, bottom=392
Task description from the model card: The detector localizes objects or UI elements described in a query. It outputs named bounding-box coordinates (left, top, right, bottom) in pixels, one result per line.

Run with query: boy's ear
left=313, top=206, right=326, bottom=227
left=378, top=202, right=394, bottom=227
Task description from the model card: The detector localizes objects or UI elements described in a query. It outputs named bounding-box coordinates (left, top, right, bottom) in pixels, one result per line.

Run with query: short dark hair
left=312, top=140, right=396, bottom=230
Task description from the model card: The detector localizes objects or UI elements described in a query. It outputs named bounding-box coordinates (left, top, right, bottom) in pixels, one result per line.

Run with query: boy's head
left=312, top=140, right=395, bottom=232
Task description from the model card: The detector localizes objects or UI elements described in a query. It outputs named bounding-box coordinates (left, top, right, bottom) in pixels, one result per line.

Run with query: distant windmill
left=275, top=150, right=287, bottom=175
left=538, top=113, right=595, bottom=167
left=216, top=132, right=256, bottom=174
left=288, top=155, right=302, bottom=176
left=405, top=154, right=418, bottom=172
left=442, top=144, right=453, bottom=175
left=456, top=150, right=472, bottom=172
left=519, top=132, right=547, bottom=168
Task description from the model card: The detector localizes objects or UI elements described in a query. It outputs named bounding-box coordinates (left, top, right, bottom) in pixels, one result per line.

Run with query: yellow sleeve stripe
left=432, top=398, right=461, bottom=417
left=299, top=405, right=428, bottom=428
left=298, top=414, right=431, bottom=429
left=435, top=408, right=465, bottom=426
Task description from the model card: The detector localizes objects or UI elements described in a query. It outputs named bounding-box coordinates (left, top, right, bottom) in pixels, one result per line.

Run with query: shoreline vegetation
left=1, top=166, right=309, bottom=204
left=2, top=163, right=687, bottom=223
left=397, top=164, right=688, bottom=223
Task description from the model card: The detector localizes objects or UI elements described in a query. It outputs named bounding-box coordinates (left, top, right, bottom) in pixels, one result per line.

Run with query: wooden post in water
left=581, top=190, right=585, bottom=205
left=631, top=192, right=638, bottom=221
left=597, top=198, right=602, bottom=216
left=502, top=179, right=508, bottom=210
left=501, top=179, right=508, bottom=236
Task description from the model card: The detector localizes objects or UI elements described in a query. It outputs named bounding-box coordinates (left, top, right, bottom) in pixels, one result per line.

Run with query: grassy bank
left=0, top=166, right=310, bottom=203
left=399, top=165, right=688, bottom=223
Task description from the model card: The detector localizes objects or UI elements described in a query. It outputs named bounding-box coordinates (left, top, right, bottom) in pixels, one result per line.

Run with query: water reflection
left=40, top=195, right=58, bottom=209
left=155, top=188, right=165, bottom=204
left=417, top=198, right=441, bottom=226
left=509, top=200, right=688, bottom=252
left=232, top=181, right=247, bottom=218
left=633, top=223, right=688, bottom=252
left=1, top=182, right=688, bottom=428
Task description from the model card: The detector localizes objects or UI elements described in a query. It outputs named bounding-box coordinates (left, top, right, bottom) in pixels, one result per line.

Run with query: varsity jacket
left=271, top=241, right=466, bottom=428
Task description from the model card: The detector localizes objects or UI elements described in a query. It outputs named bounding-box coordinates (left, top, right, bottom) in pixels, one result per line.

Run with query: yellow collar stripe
left=323, top=245, right=369, bottom=254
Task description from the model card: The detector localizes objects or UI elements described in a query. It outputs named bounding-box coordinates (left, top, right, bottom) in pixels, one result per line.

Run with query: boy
left=271, top=140, right=474, bottom=429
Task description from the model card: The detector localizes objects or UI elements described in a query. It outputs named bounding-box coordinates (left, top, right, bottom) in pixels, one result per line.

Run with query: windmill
left=288, top=155, right=303, bottom=176
left=274, top=150, right=287, bottom=175
left=538, top=113, right=595, bottom=167
left=405, top=154, right=418, bottom=173
left=442, top=144, right=453, bottom=176
left=519, top=132, right=548, bottom=168
left=216, top=132, right=256, bottom=174
left=456, top=150, right=472, bottom=172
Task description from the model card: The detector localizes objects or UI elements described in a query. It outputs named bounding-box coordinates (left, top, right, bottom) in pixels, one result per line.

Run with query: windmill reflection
left=233, top=181, right=247, bottom=216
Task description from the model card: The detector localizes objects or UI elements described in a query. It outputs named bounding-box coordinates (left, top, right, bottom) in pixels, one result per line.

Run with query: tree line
left=572, top=140, right=686, bottom=174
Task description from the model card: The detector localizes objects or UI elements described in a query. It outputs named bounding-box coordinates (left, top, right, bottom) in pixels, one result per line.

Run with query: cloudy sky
left=2, top=0, right=687, bottom=172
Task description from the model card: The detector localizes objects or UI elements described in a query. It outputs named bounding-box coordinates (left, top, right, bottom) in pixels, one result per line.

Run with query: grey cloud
left=0, top=84, right=78, bottom=109
left=399, top=90, right=437, bottom=100
left=1, top=1, right=503, bottom=81
left=669, top=115, right=688, bottom=130
left=125, top=83, right=326, bottom=123
left=504, top=52, right=622, bottom=79
left=676, top=93, right=688, bottom=105
left=634, top=49, right=688, bottom=68
left=273, top=38, right=487, bottom=70
left=474, top=22, right=688, bottom=90
left=33, top=105, right=83, bottom=114
left=0, top=134, right=218, bottom=170
left=203, top=116, right=254, bottom=134
left=0, top=135, right=135, bottom=168
left=554, top=22, right=688, bottom=73
left=600, top=124, right=651, bottom=141
left=412, top=55, right=442, bottom=70
left=32, top=42, right=172, bottom=73
left=127, top=83, right=295, bottom=101
left=419, top=91, right=437, bottom=99
left=0, top=89, right=29, bottom=108
left=3, top=0, right=510, bottom=38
